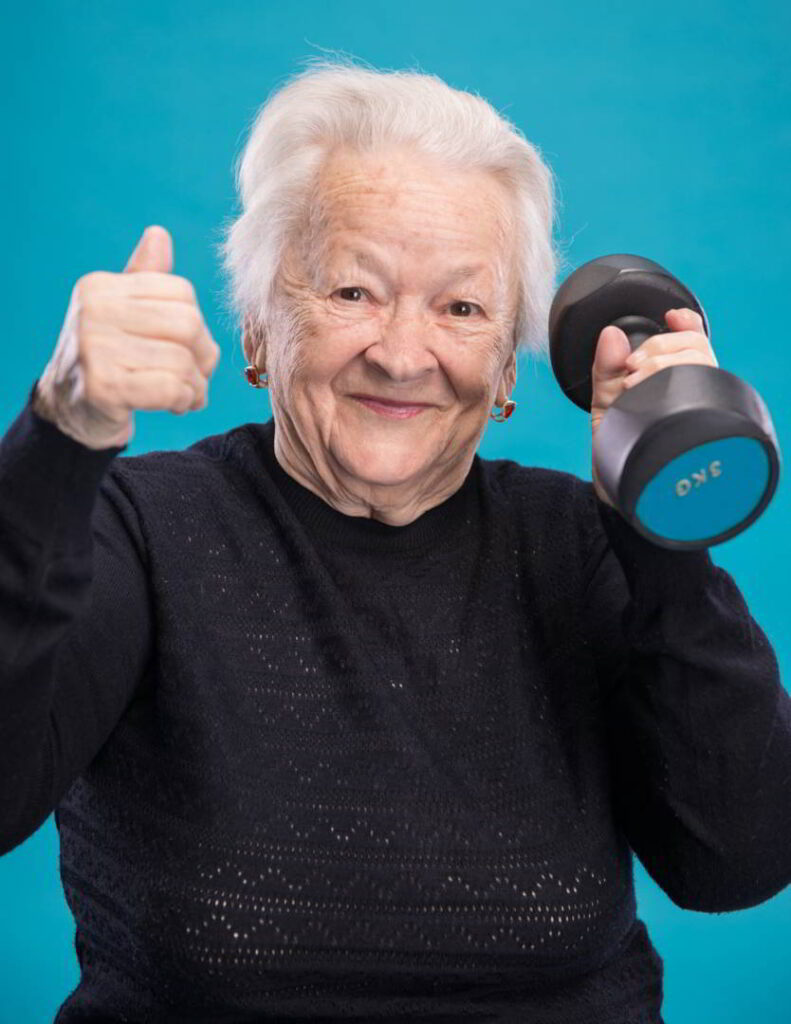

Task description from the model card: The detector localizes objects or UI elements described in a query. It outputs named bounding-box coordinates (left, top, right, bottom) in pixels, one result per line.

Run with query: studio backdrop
left=1, top=1, right=789, bottom=1021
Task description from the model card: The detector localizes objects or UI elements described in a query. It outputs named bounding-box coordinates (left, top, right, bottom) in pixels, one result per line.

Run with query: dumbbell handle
left=610, top=314, right=667, bottom=351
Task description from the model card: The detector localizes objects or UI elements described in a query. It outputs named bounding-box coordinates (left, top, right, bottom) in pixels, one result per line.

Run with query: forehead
left=312, top=145, right=515, bottom=271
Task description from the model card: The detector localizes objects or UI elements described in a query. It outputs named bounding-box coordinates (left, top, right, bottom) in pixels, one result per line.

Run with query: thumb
left=124, top=224, right=173, bottom=274
left=592, top=324, right=632, bottom=392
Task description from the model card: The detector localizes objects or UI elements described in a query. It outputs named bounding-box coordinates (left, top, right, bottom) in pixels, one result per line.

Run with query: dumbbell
left=548, top=254, right=781, bottom=549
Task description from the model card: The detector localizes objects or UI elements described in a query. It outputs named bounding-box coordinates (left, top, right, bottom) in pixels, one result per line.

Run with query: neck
left=272, top=423, right=476, bottom=528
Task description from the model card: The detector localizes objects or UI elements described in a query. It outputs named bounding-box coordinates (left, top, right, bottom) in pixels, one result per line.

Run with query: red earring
left=490, top=399, right=517, bottom=422
left=244, top=366, right=269, bottom=388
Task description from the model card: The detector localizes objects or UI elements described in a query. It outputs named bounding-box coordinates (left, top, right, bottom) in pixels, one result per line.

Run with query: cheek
left=306, top=333, right=370, bottom=387
left=445, top=343, right=505, bottom=404
left=275, top=307, right=371, bottom=389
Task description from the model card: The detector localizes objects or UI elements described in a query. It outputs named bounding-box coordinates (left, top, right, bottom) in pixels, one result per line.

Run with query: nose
left=363, top=307, right=439, bottom=383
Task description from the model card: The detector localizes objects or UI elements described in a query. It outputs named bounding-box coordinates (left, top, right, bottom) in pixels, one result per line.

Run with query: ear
left=494, top=346, right=518, bottom=406
left=243, top=314, right=267, bottom=368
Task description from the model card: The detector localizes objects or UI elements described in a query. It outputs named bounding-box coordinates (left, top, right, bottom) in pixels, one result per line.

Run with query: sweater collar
left=252, top=419, right=479, bottom=554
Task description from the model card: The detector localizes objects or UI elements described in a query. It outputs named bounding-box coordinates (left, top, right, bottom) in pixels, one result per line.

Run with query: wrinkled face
left=248, top=144, right=519, bottom=517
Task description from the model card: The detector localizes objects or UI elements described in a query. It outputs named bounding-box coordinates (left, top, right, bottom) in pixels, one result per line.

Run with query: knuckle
left=171, top=275, right=198, bottom=304
left=79, top=291, right=111, bottom=322
left=168, top=377, right=191, bottom=410
left=175, top=306, right=203, bottom=339
left=173, top=344, right=197, bottom=375
left=203, top=339, right=220, bottom=371
left=169, top=375, right=187, bottom=400
left=76, top=270, right=112, bottom=298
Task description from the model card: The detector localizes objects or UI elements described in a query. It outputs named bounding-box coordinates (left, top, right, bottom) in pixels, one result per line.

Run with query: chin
left=334, top=433, right=437, bottom=489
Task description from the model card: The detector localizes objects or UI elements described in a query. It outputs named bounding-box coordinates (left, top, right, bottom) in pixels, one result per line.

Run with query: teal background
left=2, top=0, right=789, bottom=1020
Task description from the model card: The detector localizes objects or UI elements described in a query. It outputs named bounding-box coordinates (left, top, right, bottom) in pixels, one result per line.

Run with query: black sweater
left=1, top=378, right=790, bottom=1023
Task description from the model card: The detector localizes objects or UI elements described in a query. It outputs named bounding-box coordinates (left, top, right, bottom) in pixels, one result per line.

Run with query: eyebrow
left=349, top=249, right=488, bottom=288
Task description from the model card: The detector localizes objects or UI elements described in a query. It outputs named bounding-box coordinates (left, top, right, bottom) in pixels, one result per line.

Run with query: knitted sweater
left=1, top=378, right=789, bottom=1023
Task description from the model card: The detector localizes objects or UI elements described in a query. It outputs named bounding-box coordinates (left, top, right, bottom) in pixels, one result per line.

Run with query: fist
left=590, top=307, right=719, bottom=508
left=33, top=225, right=221, bottom=450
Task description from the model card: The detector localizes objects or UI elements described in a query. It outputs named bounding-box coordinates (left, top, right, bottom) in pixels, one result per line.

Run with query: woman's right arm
left=0, top=225, right=220, bottom=855
left=0, top=383, right=153, bottom=854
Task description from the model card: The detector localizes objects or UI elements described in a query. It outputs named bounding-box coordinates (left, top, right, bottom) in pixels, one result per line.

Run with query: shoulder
left=99, top=420, right=273, bottom=518
left=476, top=454, right=596, bottom=519
left=475, top=454, right=605, bottom=566
left=106, top=419, right=268, bottom=482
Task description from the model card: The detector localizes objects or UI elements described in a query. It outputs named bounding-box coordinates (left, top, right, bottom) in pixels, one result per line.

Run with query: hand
left=590, top=307, right=719, bottom=508
left=33, top=225, right=221, bottom=450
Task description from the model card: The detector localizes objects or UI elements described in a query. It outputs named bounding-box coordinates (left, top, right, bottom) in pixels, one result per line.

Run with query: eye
left=334, top=286, right=366, bottom=302
left=448, top=300, right=483, bottom=317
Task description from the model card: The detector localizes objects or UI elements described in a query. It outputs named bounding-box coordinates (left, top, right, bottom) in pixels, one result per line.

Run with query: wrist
left=31, top=374, right=60, bottom=425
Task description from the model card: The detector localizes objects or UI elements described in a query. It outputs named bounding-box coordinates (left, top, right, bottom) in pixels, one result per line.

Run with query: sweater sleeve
left=0, top=380, right=154, bottom=856
left=579, top=482, right=791, bottom=913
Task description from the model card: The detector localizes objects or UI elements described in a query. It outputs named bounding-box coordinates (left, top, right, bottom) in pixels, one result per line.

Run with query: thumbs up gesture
left=33, top=226, right=221, bottom=450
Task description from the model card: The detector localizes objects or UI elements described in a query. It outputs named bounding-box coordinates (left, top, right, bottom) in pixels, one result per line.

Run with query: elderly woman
left=1, top=61, right=789, bottom=1023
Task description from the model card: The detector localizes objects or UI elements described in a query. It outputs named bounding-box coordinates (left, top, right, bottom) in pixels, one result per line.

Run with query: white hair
left=217, top=56, right=567, bottom=361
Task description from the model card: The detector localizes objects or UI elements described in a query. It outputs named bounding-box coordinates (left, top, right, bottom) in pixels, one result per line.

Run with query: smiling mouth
left=350, top=394, right=433, bottom=419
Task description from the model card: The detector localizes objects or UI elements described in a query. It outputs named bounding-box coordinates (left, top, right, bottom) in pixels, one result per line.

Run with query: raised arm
left=0, top=383, right=154, bottom=854
left=1, top=226, right=220, bottom=854
left=580, top=482, right=791, bottom=912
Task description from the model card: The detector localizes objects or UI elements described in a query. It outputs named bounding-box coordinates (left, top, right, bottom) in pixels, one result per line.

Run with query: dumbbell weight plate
left=593, top=362, right=780, bottom=547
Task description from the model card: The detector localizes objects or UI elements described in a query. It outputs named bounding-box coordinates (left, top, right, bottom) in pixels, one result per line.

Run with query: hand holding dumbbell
left=590, top=305, right=719, bottom=507
left=549, top=254, right=781, bottom=549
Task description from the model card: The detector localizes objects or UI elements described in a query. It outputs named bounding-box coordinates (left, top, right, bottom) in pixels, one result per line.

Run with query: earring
left=490, top=399, right=517, bottom=422
left=244, top=365, right=269, bottom=388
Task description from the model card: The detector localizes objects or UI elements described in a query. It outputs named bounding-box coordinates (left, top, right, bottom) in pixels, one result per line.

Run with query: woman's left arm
left=581, top=486, right=791, bottom=912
